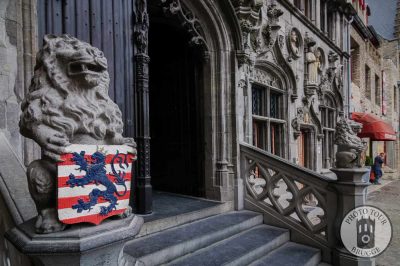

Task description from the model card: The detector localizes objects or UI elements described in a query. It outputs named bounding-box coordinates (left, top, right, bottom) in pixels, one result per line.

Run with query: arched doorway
left=148, top=3, right=205, bottom=197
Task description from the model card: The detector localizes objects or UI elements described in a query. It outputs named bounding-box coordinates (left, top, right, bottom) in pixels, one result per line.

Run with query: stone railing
left=240, top=142, right=338, bottom=262
left=240, top=142, right=373, bottom=265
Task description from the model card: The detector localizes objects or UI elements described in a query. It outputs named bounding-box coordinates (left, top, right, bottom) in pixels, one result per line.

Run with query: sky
left=367, top=0, right=397, bottom=40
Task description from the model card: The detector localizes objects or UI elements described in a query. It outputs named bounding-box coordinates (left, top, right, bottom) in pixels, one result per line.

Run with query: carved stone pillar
left=134, top=0, right=152, bottom=214
left=330, top=168, right=375, bottom=266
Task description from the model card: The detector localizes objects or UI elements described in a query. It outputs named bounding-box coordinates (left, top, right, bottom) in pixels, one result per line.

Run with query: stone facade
left=236, top=0, right=351, bottom=173
left=350, top=0, right=400, bottom=170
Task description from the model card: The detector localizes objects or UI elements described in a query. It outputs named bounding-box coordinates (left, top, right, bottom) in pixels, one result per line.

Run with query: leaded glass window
left=321, top=95, right=336, bottom=168
left=252, top=83, right=286, bottom=157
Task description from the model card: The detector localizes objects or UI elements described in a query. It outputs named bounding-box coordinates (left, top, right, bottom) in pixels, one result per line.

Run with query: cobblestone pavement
left=367, top=179, right=400, bottom=266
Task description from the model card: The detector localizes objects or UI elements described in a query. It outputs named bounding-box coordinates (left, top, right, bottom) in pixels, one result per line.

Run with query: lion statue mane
left=20, top=34, right=135, bottom=233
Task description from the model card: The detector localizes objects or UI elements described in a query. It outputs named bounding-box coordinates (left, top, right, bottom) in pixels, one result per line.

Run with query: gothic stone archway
left=134, top=0, right=242, bottom=212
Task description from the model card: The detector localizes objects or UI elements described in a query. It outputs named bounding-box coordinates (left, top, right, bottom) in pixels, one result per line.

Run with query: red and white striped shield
left=57, top=144, right=135, bottom=225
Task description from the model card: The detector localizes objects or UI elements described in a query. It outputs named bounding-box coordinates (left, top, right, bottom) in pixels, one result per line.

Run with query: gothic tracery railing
left=240, top=142, right=338, bottom=259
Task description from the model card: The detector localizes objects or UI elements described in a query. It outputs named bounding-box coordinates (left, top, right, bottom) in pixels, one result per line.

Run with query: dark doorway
left=148, top=14, right=205, bottom=197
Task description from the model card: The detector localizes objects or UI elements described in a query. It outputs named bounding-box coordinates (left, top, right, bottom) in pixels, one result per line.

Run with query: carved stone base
left=333, top=247, right=375, bottom=266
left=5, top=215, right=143, bottom=266
left=305, top=84, right=318, bottom=97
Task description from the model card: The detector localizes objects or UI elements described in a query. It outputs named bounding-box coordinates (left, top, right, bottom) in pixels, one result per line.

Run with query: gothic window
left=252, top=83, right=286, bottom=157
left=321, top=95, right=336, bottom=168
left=375, top=74, right=381, bottom=106
left=294, top=0, right=302, bottom=10
left=327, top=10, right=335, bottom=41
left=294, top=0, right=315, bottom=23
left=304, top=0, right=315, bottom=22
left=365, top=65, right=371, bottom=99
left=350, top=38, right=360, bottom=86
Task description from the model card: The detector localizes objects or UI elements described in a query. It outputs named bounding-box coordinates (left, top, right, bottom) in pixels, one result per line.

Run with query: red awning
left=351, top=112, right=397, bottom=141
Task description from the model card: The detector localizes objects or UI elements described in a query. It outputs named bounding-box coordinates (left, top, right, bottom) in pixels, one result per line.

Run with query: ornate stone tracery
left=161, top=0, right=209, bottom=51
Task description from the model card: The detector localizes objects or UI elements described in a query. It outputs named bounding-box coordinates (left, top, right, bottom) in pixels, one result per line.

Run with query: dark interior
left=148, top=10, right=205, bottom=197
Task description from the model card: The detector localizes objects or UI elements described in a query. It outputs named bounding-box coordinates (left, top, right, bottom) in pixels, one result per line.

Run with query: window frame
left=320, top=95, right=337, bottom=169
left=251, top=81, right=288, bottom=158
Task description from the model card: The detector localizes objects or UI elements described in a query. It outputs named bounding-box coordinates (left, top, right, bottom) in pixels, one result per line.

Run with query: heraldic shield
left=57, top=145, right=135, bottom=225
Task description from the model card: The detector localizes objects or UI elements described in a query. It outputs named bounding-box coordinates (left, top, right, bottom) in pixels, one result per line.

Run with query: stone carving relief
left=303, top=33, right=320, bottom=97
left=134, top=0, right=149, bottom=54
left=316, top=50, right=344, bottom=106
left=315, top=48, right=325, bottom=73
left=278, top=34, right=284, bottom=49
left=334, top=116, right=367, bottom=168
left=250, top=3, right=283, bottom=55
left=291, top=107, right=304, bottom=139
left=232, top=0, right=264, bottom=55
left=334, top=63, right=344, bottom=92
left=19, top=35, right=137, bottom=233
left=305, top=42, right=319, bottom=85
left=292, top=98, right=324, bottom=140
left=161, top=0, right=209, bottom=51
left=252, top=68, right=280, bottom=87
left=286, top=27, right=303, bottom=61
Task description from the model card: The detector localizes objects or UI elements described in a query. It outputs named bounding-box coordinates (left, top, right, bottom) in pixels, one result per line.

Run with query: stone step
left=124, top=210, right=263, bottom=265
left=137, top=200, right=232, bottom=237
left=248, top=242, right=321, bottom=266
left=166, top=225, right=290, bottom=266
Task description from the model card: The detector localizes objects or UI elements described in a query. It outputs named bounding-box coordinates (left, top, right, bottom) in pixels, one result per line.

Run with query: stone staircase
left=124, top=210, right=322, bottom=266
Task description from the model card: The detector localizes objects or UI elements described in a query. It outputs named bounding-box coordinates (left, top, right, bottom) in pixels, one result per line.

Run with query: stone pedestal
left=330, top=168, right=375, bottom=266
left=5, top=215, right=143, bottom=266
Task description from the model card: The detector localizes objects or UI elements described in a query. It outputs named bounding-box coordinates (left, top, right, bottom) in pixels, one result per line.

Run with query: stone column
left=133, top=0, right=152, bottom=214
left=330, top=168, right=375, bottom=266
left=5, top=215, right=143, bottom=266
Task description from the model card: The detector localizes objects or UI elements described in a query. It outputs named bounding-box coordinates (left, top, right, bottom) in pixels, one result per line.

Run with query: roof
left=367, top=0, right=397, bottom=40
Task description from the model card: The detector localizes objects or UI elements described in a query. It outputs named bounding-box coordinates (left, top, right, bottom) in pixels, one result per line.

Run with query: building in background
left=349, top=0, right=400, bottom=170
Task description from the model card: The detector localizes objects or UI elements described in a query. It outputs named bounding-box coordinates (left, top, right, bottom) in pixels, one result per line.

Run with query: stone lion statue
left=20, top=34, right=136, bottom=233
left=334, top=117, right=366, bottom=168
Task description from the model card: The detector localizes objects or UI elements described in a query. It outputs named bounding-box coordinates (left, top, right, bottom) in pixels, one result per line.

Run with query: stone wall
left=0, top=0, right=39, bottom=165
left=350, top=22, right=400, bottom=170
left=350, top=25, right=383, bottom=115
left=0, top=0, right=21, bottom=158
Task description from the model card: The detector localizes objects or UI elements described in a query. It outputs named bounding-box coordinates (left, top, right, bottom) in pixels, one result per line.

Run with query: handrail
left=240, top=142, right=338, bottom=263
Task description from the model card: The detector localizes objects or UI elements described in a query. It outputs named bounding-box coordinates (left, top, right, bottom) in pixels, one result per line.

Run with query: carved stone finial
left=334, top=117, right=367, bottom=168
left=19, top=35, right=137, bottom=233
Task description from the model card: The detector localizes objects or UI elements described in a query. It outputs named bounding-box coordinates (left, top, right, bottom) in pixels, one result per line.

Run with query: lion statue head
left=334, top=117, right=366, bottom=168
left=20, top=34, right=123, bottom=141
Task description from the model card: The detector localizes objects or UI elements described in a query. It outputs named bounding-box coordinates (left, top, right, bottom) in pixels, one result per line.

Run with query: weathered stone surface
left=0, top=132, right=36, bottom=224
left=0, top=101, right=6, bottom=129
left=5, top=214, right=143, bottom=266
